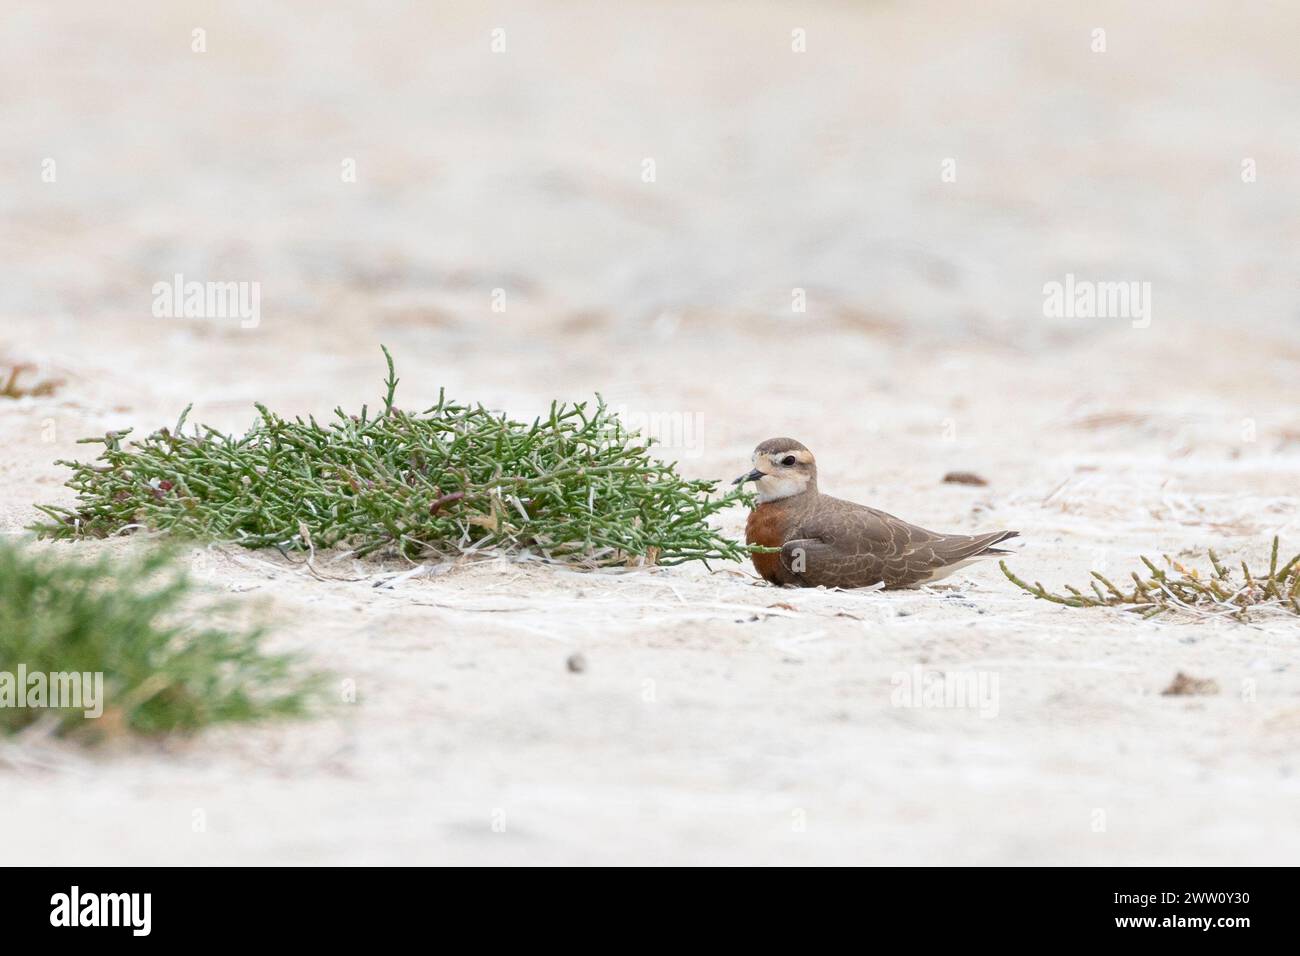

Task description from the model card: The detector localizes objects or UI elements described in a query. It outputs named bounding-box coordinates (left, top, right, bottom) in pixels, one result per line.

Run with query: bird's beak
left=732, top=468, right=764, bottom=485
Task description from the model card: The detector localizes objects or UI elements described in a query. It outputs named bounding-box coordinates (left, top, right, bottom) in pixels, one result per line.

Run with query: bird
left=733, top=438, right=1018, bottom=589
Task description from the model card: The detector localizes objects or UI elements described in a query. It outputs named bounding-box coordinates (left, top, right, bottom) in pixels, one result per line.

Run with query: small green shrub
left=33, top=349, right=750, bottom=566
left=0, top=542, right=320, bottom=739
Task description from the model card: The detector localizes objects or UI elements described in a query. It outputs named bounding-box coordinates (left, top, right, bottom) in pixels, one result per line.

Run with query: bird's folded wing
left=795, top=506, right=940, bottom=556
left=779, top=537, right=884, bottom=586
left=785, top=508, right=1005, bottom=587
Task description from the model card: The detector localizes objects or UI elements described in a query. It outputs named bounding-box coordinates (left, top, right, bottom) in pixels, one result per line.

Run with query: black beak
left=732, top=468, right=764, bottom=485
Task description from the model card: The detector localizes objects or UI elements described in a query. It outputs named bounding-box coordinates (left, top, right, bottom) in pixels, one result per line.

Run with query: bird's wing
left=778, top=536, right=884, bottom=588
left=788, top=501, right=1015, bottom=588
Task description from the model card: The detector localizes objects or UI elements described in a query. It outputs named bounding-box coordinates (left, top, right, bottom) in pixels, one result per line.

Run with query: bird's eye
left=782, top=455, right=797, bottom=466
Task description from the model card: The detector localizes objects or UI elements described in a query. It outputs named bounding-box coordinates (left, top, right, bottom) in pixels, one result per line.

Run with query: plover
left=734, top=438, right=1018, bottom=589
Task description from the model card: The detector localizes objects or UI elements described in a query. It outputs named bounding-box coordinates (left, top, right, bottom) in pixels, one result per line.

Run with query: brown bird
left=734, top=438, right=1018, bottom=589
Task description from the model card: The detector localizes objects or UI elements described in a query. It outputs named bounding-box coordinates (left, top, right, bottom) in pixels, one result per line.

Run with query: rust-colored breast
left=746, top=502, right=792, bottom=584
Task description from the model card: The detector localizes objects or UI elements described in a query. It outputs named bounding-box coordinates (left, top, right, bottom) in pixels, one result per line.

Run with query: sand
left=1, top=0, right=1298, bottom=865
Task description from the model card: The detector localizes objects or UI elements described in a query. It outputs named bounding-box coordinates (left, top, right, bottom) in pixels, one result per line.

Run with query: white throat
left=756, top=475, right=809, bottom=503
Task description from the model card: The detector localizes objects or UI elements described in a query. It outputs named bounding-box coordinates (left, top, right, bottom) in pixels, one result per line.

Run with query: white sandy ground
left=2, top=0, right=1299, bottom=864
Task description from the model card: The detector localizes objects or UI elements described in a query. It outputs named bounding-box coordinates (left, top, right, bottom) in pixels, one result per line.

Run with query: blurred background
left=4, top=1, right=1298, bottom=376
left=2, top=0, right=1299, bottom=865
left=4, top=0, right=1299, bottom=470
left=4, top=0, right=1298, bottom=532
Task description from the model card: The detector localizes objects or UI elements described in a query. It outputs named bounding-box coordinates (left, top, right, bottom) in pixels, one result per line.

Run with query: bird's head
left=733, top=438, right=818, bottom=502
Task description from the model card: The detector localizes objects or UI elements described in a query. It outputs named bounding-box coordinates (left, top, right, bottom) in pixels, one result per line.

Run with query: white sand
left=2, top=0, right=1298, bottom=865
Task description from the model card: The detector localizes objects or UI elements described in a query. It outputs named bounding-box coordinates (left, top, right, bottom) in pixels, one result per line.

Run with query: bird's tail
left=978, top=530, right=1019, bottom=555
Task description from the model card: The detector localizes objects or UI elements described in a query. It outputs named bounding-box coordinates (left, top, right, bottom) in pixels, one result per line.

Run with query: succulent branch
left=1, top=363, right=62, bottom=399
left=1001, top=537, right=1300, bottom=622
